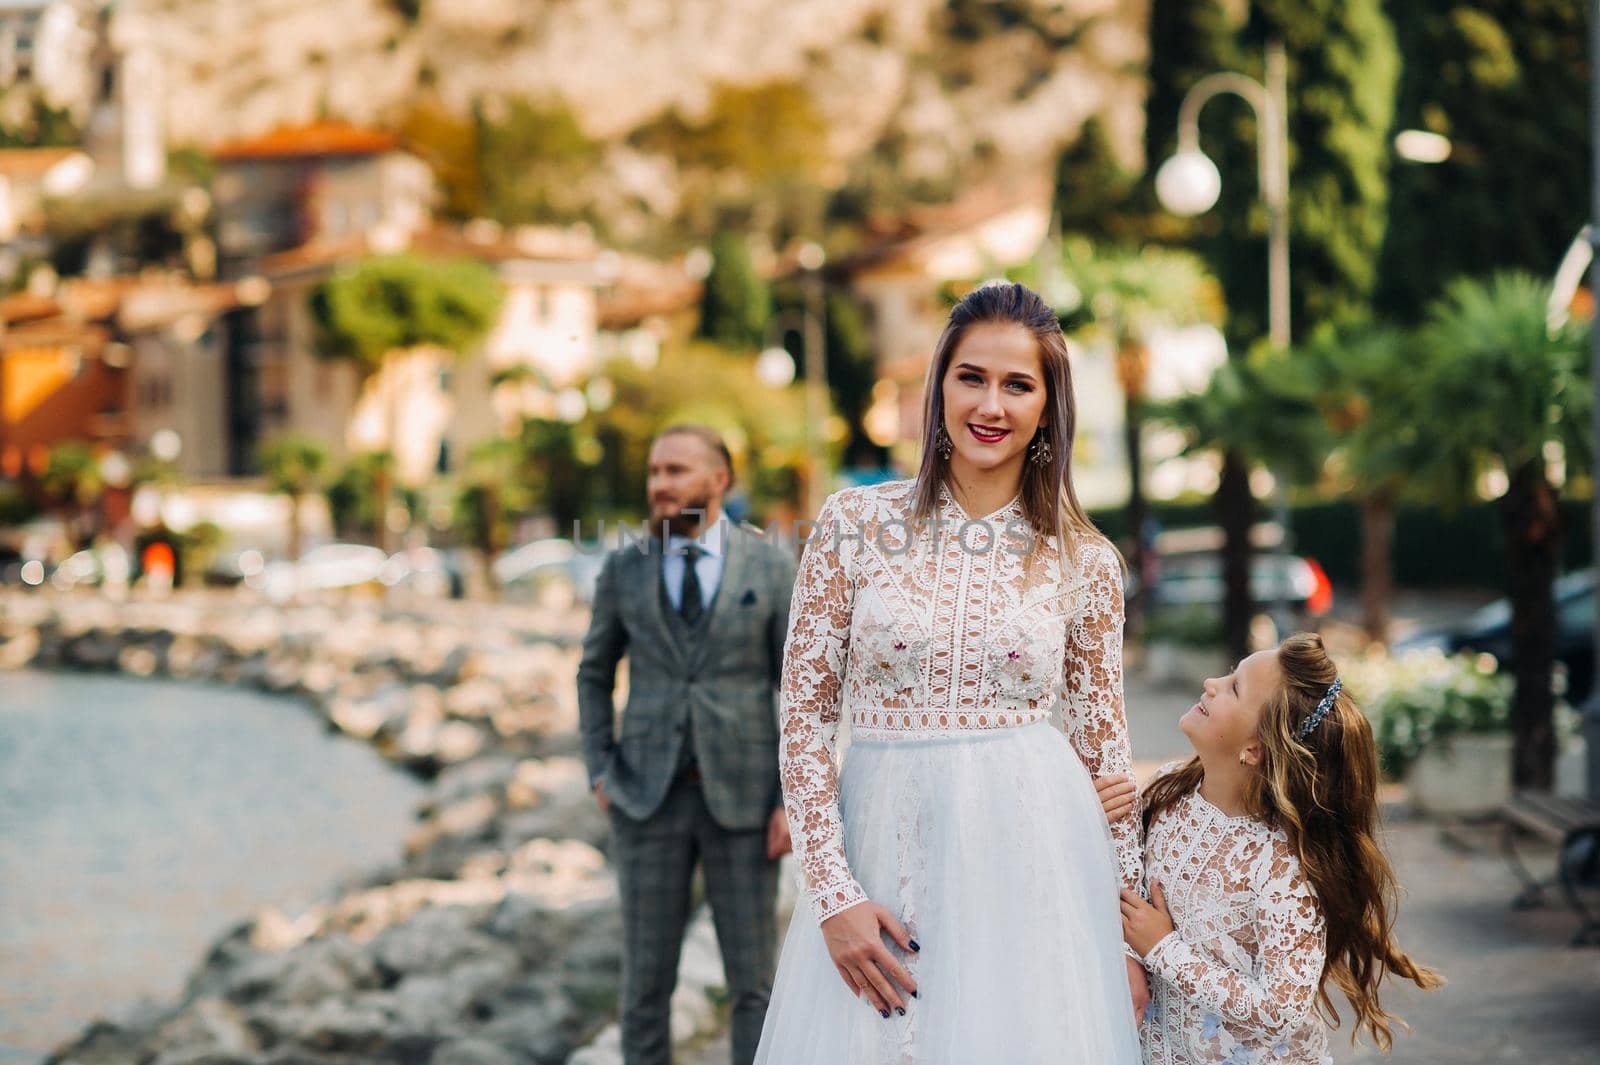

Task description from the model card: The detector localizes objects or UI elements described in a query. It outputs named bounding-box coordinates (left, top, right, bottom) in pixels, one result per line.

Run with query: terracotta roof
left=214, top=121, right=401, bottom=162
left=0, top=147, right=87, bottom=180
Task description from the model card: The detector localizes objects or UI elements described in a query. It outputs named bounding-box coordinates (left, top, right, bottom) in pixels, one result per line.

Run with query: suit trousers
left=610, top=773, right=780, bottom=1065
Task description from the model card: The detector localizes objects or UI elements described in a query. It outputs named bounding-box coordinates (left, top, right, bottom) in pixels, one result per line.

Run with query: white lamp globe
left=1156, top=150, right=1223, bottom=217
left=755, top=346, right=796, bottom=388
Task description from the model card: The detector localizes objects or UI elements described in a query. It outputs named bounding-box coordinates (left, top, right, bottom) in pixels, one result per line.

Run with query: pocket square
left=741, top=589, right=757, bottom=605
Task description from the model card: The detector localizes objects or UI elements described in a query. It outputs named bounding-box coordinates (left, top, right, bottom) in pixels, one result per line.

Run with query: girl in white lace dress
left=1116, top=633, right=1440, bottom=1065
left=753, top=283, right=1144, bottom=1065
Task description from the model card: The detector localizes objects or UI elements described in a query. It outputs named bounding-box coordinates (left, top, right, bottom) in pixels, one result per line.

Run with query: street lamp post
left=758, top=243, right=829, bottom=519
left=1156, top=40, right=1296, bottom=634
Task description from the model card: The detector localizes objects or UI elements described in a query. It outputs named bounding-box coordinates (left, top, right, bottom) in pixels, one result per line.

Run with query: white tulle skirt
left=753, top=718, right=1143, bottom=1065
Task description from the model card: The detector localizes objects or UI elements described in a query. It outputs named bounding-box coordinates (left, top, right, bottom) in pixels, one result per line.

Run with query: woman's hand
left=1094, top=773, right=1137, bottom=823
left=1120, top=882, right=1175, bottom=958
left=819, top=901, right=920, bottom=1017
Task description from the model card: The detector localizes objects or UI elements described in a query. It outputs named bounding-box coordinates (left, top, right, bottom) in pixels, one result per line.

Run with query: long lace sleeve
left=1060, top=540, right=1144, bottom=894
left=1143, top=839, right=1327, bottom=1038
left=779, top=491, right=868, bottom=924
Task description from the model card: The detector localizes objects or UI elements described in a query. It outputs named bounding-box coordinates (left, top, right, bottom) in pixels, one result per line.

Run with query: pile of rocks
left=0, top=591, right=734, bottom=1065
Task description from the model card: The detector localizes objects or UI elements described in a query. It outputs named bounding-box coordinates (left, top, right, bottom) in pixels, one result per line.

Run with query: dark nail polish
left=879, top=1009, right=890, bottom=1019
left=908, top=939, right=921, bottom=952
left=896, top=1007, right=906, bottom=1016
left=911, top=991, right=919, bottom=999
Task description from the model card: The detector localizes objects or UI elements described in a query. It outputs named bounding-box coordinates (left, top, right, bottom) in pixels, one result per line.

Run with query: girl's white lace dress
left=753, top=479, right=1143, bottom=1065
left=1137, top=764, right=1330, bottom=1065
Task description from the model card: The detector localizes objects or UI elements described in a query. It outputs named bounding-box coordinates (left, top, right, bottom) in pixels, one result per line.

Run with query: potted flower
left=1344, top=649, right=1512, bottom=816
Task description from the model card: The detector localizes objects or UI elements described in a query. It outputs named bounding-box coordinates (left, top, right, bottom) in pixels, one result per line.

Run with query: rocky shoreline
left=0, top=591, right=739, bottom=1065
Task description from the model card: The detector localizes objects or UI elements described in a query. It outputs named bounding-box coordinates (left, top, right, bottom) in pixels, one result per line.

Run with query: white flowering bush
left=1342, top=648, right=1512, bottom=779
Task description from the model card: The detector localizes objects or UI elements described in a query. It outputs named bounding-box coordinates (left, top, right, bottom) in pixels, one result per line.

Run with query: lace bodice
left=1139, top=767, right=1330, bottom=1065
left=778, top=478, right=1143, bottom=923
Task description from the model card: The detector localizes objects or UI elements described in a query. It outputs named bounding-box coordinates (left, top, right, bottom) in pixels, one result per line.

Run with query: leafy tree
left=1377, top=0, right=1590, bottom=320
left=1152, top=356, right=1326, bottom=660
left=1051, top=118, right=1144, bottom=245
left=1137, top=0, right=1398, bottom=658
left=325, top=451, right=395, bottom=545
left=309, top=254, right=500, bottom=549
left=1410, top=272, right=1591, bottom=790
left=41, top=441, right=105, bottom=547
left=476, top=98, right=604, bottom=226
left=452, top=437, right=531, bottom=597
left=582, top=341, right=816, bottom=522
left=698, top=232, right=770, bottom=350
left=1045, top=240, right=1223, bottom=630
left=1199, top=0, right=1402, bottom=341
left=308, top=255, right=500, bottom=372
left=259, top=433, right=331, bottom=561
left=0, top=89, right=79, bottom=148
left=399, top=98, right=484, bottom=221
left=632, top=82, right=831, bottom=238
left=1278, top=323, right=1423, bottom=643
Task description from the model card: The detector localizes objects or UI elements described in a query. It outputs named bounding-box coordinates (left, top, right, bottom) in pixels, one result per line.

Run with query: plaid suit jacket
left=577, top=520, right=797, bottom=829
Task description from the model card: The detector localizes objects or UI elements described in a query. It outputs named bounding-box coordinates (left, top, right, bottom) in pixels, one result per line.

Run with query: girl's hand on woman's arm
left=1120, top=882, right=1176, bottom=958
left=1095, top=773, right=1137, bottom=823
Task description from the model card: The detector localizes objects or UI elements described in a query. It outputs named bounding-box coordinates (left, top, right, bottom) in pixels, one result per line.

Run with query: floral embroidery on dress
left=855, top=627, right=930, bottom=696
left=986, top=621, right=1060, bottom=703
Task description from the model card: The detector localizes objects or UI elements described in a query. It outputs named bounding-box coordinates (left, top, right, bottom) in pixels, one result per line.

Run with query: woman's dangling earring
left=935, top=424, right=953, bottom=460
left=1028, top=429, right=1053, bottom=465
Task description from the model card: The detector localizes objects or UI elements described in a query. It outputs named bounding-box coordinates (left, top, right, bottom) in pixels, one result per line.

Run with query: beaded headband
left=1295, top=678, right=1342, bottom=743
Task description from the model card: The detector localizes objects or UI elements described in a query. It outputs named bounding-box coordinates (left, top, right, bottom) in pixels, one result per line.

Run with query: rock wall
left=0, top=592, right=662, bottom=1065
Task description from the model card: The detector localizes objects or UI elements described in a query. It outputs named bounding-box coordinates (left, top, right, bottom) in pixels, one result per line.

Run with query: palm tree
left=1411, top=272, right=1591, bottom=791
left=1277, top=324, right=1423, bottom=644
left=259, top=433, right=331, bottom=561
left=1050, top=240, right=1222, bottom=630
left=453, top=436, right=531, bottom=598
left=309, top=254, right=502, bottom=551
left=41, top=441, right=105, bottom=547
left=1153, top=357, right=1325, bottom=662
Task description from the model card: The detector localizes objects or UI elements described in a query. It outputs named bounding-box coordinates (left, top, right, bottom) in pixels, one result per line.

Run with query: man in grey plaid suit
left=578, top=425, right=797, bottom=1065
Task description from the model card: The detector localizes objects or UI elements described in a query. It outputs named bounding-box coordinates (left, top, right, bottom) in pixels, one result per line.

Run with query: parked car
left=253, top=543, right=390, bottom=601
left=494, top=538, right=603, bottom=606
left=1394, top=570, right=1594, bottom=704
left=381, top=546, right=466, bottom=599
left=1149, top=548, right=1334, bottom=618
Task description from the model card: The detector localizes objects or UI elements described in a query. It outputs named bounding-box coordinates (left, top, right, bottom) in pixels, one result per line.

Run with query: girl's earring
left=935, top=424, right=953, bottom=460
left=1028, top=430, right=1053, bottom=465
left=1238, top=752, right=1248, bottom=765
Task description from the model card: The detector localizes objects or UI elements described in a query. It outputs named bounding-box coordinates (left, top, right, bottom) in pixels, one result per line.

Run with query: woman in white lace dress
left=752, top=283, right=1145, bottom=1065
left=1118, top=634, right=1440, bottom=1064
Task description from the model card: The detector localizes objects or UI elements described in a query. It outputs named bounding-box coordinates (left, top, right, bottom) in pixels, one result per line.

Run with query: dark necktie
left=679, top=543, right=704, bottom=626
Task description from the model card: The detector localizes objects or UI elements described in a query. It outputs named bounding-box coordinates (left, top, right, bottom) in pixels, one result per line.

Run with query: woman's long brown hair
left=1142, top=633, right=1442, bottom=1049
left=909, top=282, right=1103, bottom=576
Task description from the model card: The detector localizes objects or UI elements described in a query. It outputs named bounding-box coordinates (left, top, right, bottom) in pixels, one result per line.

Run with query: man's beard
left=651, top=494, right=713, bottom=538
